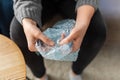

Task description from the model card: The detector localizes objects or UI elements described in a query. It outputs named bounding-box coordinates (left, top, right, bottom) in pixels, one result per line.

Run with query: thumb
left=59, top=33, right=74, bottom=45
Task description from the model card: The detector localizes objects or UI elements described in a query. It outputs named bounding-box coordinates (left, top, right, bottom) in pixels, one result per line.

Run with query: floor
left=26, top=0, right=120, bottom=80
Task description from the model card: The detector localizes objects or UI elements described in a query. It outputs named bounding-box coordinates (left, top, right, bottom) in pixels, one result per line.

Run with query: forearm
left=75, top=0, right=98, bottom=29
left=22, top=18, right=37, bottom=28
left=75, top=5, right=95, bottom=39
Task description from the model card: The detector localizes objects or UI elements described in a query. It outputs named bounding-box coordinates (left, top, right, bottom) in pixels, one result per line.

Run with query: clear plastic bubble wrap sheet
left=35, top=19, right=79, bottom=61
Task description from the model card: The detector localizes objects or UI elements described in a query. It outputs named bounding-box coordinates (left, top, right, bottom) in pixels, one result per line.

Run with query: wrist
left=22, top=18, right=37, bottom=27
left=73, top=24, right=88, bottom=37
left=74, top=23, right=87, bottom=30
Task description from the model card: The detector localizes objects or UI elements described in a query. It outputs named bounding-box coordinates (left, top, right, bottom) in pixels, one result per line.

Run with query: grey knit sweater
left=13, top=0, right=98, bottom=27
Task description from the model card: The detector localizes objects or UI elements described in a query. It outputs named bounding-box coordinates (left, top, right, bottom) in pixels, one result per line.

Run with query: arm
left=60, top=0, right=97, bottom=51
left=13, top=0, right=54, bottom=51
left=13, top=0, right=42, bottom=26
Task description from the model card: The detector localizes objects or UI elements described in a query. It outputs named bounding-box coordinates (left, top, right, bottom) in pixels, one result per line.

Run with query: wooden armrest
left=0, top=34, right=26, bottom=80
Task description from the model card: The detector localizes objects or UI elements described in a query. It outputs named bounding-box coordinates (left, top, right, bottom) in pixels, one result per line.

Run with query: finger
left=72, top=38, right=81, bottom=52
left=27, top=38, right=37, bottom=52
left=33, top=29, right=55, bottom=46
left=38, top=33, right=55, bottom=46
left=72, top=42, right=80, bottom=52
left=60, top=33, right=65, bottom=41
left=59, top=33, right=75, bottom=45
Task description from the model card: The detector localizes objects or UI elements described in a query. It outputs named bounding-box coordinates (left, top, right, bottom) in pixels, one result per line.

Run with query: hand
left=59, top=5, right=95, bottom=52
left=59, top=27, right=84, bottom=52
left=22, top=18, right=54, bottom=52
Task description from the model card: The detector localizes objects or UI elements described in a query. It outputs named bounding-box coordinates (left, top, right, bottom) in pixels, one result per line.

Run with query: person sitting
left=10, top=0, right=107, bottom=80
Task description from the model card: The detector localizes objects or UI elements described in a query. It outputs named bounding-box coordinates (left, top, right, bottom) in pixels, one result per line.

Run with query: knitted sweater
left=13, top=0, right=98, bottom=27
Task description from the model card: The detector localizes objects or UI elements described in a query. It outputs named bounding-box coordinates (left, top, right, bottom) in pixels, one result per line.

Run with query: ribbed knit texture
left=13, top=0, right=98, bottom=27
left=76, top=0, right=98, bottom=10
left=13, top=0, right=42, bottom=27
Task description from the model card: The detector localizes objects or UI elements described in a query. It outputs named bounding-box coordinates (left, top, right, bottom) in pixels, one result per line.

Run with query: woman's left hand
left=59, top=5, right=95, bottom=52
left=59, top=26, right=84, bottom=52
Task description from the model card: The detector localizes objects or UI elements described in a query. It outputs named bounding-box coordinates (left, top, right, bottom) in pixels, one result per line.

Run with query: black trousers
left=10, top=0, right=106, bottom=78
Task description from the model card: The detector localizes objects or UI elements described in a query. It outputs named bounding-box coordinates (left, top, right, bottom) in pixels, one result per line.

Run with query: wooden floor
left=27, top=0, right=120, bottom=80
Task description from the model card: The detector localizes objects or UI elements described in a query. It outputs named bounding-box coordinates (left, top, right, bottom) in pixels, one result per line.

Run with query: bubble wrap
left=35, top=19, right=79, bottom=61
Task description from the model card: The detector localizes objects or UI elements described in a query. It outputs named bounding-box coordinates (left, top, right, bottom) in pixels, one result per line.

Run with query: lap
left=10, top=17, right=28, bottom=48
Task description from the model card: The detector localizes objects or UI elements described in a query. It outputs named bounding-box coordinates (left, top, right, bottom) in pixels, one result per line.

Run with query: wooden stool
left=0, top=34, right=26, bottom=80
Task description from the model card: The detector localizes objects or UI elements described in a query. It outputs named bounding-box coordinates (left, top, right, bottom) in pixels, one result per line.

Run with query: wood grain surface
left=0, top=34, right=26, bottom=80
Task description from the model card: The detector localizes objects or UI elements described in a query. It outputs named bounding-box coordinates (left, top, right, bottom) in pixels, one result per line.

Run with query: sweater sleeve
left=75, top=0, right=98, bottom=10
left=13, top=0, right=42, bottom=27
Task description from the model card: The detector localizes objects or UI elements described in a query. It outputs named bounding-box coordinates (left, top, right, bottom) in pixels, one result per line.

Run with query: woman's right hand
left=22, top=18, right=54, bottom=52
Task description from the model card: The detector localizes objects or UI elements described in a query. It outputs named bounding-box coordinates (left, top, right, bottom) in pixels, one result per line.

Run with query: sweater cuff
left=76, top=0, right=98, bottom=11
left=15, top=7, right=42, bottom=27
